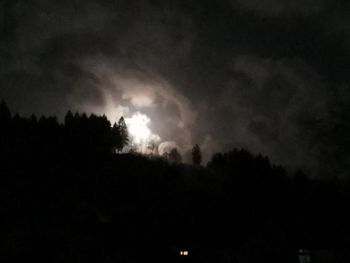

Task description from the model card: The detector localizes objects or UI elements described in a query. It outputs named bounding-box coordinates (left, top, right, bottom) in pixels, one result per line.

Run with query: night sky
left=0, top=0, right=349, bottom=177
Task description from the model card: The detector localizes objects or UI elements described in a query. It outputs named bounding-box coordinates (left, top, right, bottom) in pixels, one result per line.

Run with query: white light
left=125, top=112, right=160, bottom=151
left=180, top=250, right=189, bottom=256
left=126, top=112, right=150, bottom=144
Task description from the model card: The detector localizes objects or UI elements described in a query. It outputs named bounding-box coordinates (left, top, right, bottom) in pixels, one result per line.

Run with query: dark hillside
left=0, top=102, right=349, bottom=262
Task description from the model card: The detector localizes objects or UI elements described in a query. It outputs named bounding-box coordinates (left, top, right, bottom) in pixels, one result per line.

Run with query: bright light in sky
left=125, top=112, right=160, bottom=147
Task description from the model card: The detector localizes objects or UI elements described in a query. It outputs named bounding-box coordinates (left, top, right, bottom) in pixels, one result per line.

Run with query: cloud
left=197, top=55, right=337, bottom=175
left=158, top=141, right=179, bottom=156
left=229, top=0, right=329, bottom=16
left=69, top=56, right=196, bottom=151
left=0, top=0, right=349, bottom=176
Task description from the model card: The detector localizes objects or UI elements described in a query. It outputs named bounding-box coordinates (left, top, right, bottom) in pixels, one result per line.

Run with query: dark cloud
left=229, top=0, right=329, bottom=16
left=0, top=0, right=349, bottom=176
left=197, top=56, right=333, bottom=174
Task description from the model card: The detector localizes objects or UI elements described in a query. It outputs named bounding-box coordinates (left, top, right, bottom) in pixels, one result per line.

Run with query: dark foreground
left=1, top=103, right=350, bottom=262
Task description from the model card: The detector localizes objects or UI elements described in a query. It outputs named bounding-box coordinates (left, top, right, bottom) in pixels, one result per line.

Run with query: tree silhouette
left=116, top=116, right=129, bottom=152
left=168, top=148, right=182, bottom=163
left=0, top=100, right=11, bottom=122
left=64, top=110, right=74, bottom=126
left=111, top=122, right=121, bottom=153
left=191, top=144, right=202, bottom=165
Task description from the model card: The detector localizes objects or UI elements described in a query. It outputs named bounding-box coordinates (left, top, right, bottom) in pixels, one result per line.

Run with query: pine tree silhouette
left=116, top=116, right=129, bottom=152
left=191, top=144, right=202, bottom=165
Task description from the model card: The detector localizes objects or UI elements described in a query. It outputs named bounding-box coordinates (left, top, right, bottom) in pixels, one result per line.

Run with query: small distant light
left=180, top=250, right=189, bottom=256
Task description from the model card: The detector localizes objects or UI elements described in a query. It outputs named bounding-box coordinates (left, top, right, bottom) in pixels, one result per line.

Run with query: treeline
left=0, top=101, right=350, bottom=262
left=0, top=101, right=129, bottom=158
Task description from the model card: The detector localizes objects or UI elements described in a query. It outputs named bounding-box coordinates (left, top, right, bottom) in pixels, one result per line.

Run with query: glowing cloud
left=73, top=58, right=196, bottom=154
left=158, top=141, right=179, bottom=156
left=126, top=112, right=160, bottom=150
